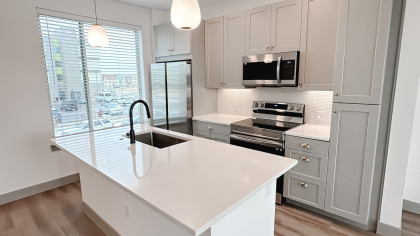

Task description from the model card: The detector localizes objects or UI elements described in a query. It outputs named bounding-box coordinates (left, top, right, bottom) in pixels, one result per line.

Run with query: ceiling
left=116, top=0, right=233, bottom=11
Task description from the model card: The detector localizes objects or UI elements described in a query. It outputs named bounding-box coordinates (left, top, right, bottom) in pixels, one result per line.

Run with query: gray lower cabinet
left=193, top=120, right=231, bottom=144
left=284, top=173, right=326, bottom=210
left=284, top=135, right=330, bottom=210
left=285, top=148, right=328, bottom=183
left=325, top=103, right=380, bottom=224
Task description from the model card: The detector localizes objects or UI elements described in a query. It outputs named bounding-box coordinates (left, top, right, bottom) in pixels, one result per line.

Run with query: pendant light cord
left=94, top=0, right=98, bottom=25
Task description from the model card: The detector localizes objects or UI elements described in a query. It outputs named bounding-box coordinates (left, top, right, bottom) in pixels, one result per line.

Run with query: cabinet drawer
left=193, top=129, right=211, bottom=139
left=286, top=148, right=328, bottom=183
left=285, top=135, right=329, bottom=155
left=284, top=174, right=326, bottom=210
left=193, top=120, right=230, bottom=136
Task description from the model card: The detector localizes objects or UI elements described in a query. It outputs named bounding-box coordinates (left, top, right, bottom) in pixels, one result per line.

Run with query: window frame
left=37, top=8, right=147, bottom=137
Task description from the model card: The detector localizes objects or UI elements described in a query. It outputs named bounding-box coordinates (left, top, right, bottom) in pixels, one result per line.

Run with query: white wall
left=378, top=0, right=420, bottom=230
left=404, top=82, right=420, bottom=205
left=0, top=0, right=153, bottom=196
left=151, top=9, right=171, bottom=26
left=201, top=0, right=285, bottom=20
left=218, top=88, right=333, bottom=126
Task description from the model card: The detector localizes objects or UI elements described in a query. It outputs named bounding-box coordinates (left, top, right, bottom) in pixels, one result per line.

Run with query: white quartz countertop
left=50, top=124, right=296, bottom=236
left=192, top=113, right=250, bottom=125
left=285, top=124, right=331, bottom=141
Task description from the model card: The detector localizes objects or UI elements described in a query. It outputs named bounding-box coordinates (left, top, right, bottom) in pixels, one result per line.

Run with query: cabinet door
left=224, top=11, right=246, bottom=89
left=245, top=5, right=272, bottom=55
left=298, top=0, right=339, bottom=91
left=270, top=0, right=303, bottom=53
left=171, top=26, right=191, bottom=55
left=333, top=0, right=393, bottom=104
left=205, top=17, right=224, bottom=88
left=325, top=103, right=380, bottom=224
left=154, top=23, right=172, bottom=57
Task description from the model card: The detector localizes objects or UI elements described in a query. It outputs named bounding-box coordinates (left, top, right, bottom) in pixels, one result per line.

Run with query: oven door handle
left=277, top=56, right=282, bottom=83
left=230, top=134, right=284, bottom=149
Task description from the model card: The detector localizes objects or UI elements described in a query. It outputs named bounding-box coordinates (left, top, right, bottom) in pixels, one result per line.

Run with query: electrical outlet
left=265, top=184, right=272, bottom=198
left=316, top=111, right=327, bottom=121
left=234, top=103, right=239, bottom=113
left=125, top=204, right=131, bottom=219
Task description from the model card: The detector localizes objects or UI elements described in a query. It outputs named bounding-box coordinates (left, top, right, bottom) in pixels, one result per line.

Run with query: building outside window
left=38, top=15, right=146, bottom=137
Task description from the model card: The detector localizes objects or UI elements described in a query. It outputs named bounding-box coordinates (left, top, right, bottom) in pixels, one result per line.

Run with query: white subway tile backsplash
left=217, top=87, right=333, bottom=126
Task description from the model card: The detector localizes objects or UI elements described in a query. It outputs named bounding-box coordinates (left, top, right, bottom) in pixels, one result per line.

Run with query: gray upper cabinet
left=154, top=23, right=191, bottom=58
left=224, top=11, right=246, bottom=89
left=298, top=0, right=339, bottom=91
left=245, top=1, right=302, bottom=56
left=245, top=5, right=272, bottom=55
left=154, top=23, right=172, bottom=57
left=205, top=16, right=224, bottom=89
left=333, top=0, right=393, bottom=104
left=270, top=0, right=302, bottom=53
left=325, top=103, right=380, bottom=224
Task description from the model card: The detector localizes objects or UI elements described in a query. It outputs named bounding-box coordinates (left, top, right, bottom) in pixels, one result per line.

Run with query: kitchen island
left=51, top=124, right=297, bottom=236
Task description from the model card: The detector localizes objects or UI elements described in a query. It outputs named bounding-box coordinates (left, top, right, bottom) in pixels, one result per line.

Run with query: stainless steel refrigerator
left=151, top=61, right=193, bottom=135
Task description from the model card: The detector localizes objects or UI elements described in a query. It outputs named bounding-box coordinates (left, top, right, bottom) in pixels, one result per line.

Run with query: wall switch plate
left=234, top=103, right=239, bottom=113
left=265, top=184, right=272, bottom=198
left=316, top=111, right=327, bottom=121
left=125, top=204, right=131, bottom=219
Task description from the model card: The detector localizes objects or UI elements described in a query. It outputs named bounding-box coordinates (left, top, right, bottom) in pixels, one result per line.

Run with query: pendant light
left=88, top=0, right=109, bottom=48
left=171, top=0, right=201, bottom=30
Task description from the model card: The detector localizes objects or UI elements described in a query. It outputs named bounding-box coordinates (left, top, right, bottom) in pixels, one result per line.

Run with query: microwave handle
left=277, top=56, right=282, bottom=83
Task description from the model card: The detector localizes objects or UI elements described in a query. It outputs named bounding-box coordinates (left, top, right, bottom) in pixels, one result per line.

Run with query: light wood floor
left=0, top=182, right=419, bottom=236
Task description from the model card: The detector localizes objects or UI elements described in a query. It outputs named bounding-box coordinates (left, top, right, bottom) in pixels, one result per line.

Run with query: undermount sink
left=130, top=132, right=188, bottom=149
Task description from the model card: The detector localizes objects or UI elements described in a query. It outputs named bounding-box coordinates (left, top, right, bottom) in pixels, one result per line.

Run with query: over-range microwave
left=242, top=52, right=299, bottom=87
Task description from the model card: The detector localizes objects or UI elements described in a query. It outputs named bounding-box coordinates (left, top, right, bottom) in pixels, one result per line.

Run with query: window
left=39, top=15, right=146, bottom=137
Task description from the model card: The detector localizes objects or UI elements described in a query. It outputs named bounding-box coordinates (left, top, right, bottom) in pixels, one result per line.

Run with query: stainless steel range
left=230, top=101, right=305, bottom=204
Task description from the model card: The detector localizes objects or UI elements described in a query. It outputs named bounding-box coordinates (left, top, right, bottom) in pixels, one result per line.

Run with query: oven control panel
left=253, top=101, right=304, bottom=114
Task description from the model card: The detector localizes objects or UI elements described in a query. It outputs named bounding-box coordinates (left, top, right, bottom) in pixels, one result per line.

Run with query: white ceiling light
left=88, top=0, right=108, bottom=48
left=171, top=0, right=201, bottom=30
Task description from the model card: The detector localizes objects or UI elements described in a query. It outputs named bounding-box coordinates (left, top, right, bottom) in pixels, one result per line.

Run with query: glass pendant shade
left=88, top=24, right=109, bottom=48
left=171, top=0, right=201, bottom=30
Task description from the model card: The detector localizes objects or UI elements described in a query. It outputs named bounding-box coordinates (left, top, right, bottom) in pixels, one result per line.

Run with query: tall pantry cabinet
left=326, top=0, right=403, bottom=229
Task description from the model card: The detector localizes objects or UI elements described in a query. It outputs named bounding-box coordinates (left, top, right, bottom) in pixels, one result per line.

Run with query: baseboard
left=376, top=221, right=402, bottom=236
left=0, top=173, right=80, bottom=206
left=82, top=201, right=121, bottom=236
left=403, top=199, right=420, bottom=215
left=286, top=199, right=375, bottom=231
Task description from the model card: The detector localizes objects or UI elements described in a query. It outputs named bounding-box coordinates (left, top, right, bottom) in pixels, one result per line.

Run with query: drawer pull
left=208, top=126, right=213, bottom=131
left=301, top=143, right=310, bottom=149
left=300, top=157, right=309, bottom=162
left=299, top=182, right=308, bottom=188
left=206, top=136, right=210, bottom=139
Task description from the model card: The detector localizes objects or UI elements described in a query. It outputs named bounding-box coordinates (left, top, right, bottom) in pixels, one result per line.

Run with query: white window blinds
left=38, top=15, right=146, bottom=137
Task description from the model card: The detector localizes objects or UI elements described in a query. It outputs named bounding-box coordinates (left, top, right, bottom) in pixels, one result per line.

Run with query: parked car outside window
left=99, top=103, right=124, bottom=116
left=60, top=101, right=78, bottom=111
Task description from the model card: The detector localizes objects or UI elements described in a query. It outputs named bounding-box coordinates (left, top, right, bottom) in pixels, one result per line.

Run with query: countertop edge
left=285, top=133, right=330, bottom=142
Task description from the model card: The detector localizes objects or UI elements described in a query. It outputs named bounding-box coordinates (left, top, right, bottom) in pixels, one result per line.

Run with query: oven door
left=230, top=133, right=285, bottom=204
left=230, top=133, right=284, bottom=156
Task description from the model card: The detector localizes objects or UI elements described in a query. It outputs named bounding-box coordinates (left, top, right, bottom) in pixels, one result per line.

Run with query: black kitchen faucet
left=128, top=100, right=151, bottom=144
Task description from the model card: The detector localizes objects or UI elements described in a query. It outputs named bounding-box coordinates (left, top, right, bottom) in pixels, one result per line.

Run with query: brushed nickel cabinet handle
left=301, top=157, right=309, bottom=162
left=266, top=46, right=270, bottom=50
left=299, top=182, right=308, bottom=188
left=333, top=110, right=337, bottom=113
left=301, top=143, right=310, bottom=149
left=208, top=126, right=213, bottom=131
left=299, top=82, right=303, bottom=85
left=334, top=93, right=339, bottom=96
left=271, top=46, right=274, bottom=50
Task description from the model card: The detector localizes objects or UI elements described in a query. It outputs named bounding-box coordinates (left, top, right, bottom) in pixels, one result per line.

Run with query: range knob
left=260, top=104, right=265, bottom=108
left=296, top=107, right=301, bottom=111
left=290, top=106, right=294, bottom=110
left=255, top=103, right=259, bottom=107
